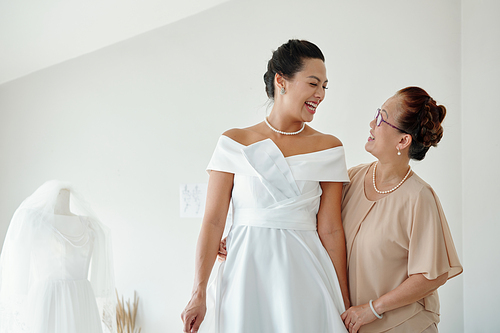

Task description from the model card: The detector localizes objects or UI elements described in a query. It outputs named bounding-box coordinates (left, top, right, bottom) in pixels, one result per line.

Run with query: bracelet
left=369, top=300, right=383, bottom=319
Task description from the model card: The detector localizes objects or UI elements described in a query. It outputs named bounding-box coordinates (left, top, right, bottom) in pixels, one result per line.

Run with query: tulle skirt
left=27, top=279, right=103, bottom=333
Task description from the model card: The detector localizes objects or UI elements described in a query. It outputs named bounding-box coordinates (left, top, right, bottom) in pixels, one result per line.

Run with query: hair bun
left=418, top=101, right=445, bottom=148
left=396, top=87, right=447, bottom=160
left=263, top=39, right=325, bottom=99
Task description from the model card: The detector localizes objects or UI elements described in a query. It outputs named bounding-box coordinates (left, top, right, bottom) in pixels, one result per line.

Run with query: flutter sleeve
left=407, top=186, right=463, bottom=280
left=206, top=136, right=257, bottom=176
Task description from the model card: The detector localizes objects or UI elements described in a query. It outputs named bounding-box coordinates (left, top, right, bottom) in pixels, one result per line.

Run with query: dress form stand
left=54, top=189, right=75, bottom=215
left=53, top=189, right=84, bottom=238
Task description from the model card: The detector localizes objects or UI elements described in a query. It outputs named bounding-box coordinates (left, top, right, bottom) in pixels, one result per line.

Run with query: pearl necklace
left=372, top=162, right=412, bottom=194
left=265, top=117, right=305, bottom=135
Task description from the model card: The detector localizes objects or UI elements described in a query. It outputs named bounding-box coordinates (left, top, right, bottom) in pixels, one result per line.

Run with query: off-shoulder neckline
left=220, top=135, right=344, bottom=159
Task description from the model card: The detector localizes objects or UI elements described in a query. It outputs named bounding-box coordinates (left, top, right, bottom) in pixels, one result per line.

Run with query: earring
left=397, top=147, right=401, bottom=156
left=280, top=87, right=286, bottom=95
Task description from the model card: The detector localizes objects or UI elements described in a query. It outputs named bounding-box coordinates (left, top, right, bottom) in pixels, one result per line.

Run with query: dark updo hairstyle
left=395, top=87, right=447, bottom=161
left=263, top=39, right=325, bottom=99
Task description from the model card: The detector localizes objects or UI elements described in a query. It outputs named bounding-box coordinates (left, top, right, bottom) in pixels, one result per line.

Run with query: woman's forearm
left=317, top=181, right=350, bottom=308
left=191, top=171, right=234, bottom=295
left=373, top=272, right=448, bottom=315
left=191, top=219, right=226, bottom=294
left=319, top=228, right=350, bottom=308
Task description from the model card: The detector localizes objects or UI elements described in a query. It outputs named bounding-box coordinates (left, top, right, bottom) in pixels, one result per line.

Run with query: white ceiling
left=0, top=0, right=230, bottom=85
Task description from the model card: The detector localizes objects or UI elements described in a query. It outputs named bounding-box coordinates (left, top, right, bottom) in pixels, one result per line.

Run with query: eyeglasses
left=374, top=108, right=408, bottom=133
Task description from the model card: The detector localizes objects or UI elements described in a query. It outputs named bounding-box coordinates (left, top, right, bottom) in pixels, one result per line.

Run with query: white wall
left=462, top=0, right=500, bottom=332
left=0, top=0, right=231, bottom=84
left=0, top=0, right=467, bottom=331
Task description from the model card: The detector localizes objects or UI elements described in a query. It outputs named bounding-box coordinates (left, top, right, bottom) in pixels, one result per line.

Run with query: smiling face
left=279, top=58, right=328, bottom=122
left=365, top=95, right=409, bottom=160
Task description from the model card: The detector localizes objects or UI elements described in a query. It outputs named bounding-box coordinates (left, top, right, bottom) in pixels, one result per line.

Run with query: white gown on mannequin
left=199, top=136, right=349, bottom=333
left=27, top=215, right=103, bottom=332
left=0, top=181, right=116, bottom=333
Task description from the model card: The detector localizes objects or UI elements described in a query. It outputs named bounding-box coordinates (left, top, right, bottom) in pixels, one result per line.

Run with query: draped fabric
left=0, top=180, right=116, bottom=333
left=200, top=136, right=349, bottom=333
left=342, top=163, right=462, bottom=332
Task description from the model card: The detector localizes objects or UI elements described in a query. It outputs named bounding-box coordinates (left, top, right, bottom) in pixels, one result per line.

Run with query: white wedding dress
left=25, top=215, right=103, bottom=333
left=0, top=181, right=116, bottom=333
left=199, top=136, right=349, bottom=333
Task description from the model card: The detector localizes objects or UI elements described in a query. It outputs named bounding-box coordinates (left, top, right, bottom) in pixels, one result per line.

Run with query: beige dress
left=342, top=163, right=462, bottom=333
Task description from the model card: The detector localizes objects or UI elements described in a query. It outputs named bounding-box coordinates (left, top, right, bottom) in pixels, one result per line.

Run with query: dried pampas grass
left=116, top=289, right=142, bottom=333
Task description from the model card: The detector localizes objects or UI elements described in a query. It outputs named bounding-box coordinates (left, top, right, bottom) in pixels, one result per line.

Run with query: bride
left=181, top=39, right=349, bottom=333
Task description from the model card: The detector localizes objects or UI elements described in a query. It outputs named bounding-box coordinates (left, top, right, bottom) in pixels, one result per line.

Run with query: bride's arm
left=181, top=170, right=233, bottom=333
left=317, top=181, right=350, bottom=310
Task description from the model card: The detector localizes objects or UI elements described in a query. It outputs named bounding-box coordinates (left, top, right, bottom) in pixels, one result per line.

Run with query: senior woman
left=340, top=87, right=462, bottom=333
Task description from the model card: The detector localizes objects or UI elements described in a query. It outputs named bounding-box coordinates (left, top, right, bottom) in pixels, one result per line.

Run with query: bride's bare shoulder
left=307, top=128, right=343, bottom=150
left=222, top=124, right=267, bottom=146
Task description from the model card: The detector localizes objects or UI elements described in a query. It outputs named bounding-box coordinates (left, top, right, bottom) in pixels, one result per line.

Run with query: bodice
left=207, top=136, right=349, bottom=231
left=31, top=216, right=94, bottom=281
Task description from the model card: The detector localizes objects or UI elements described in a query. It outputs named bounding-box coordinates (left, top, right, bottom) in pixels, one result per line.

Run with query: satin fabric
left=200, top=136, right=349, bottom=333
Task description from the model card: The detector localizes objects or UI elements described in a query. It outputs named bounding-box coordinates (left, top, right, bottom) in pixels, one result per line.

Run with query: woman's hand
left=181, top=291, right=207, bottom=333
left=341, top=303, right=377, bottom=333
left=217, top=237, right=227, bottom=262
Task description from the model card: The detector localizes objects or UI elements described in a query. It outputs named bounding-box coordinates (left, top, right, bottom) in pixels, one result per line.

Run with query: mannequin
left=0, top=181, right=116, bottom=333
left=54, top=188, right=74, bottom=215
left=53, top=189, right=85, bottom=239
